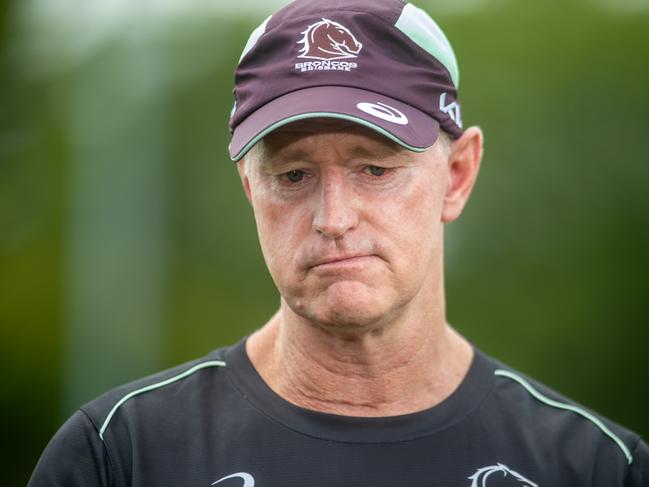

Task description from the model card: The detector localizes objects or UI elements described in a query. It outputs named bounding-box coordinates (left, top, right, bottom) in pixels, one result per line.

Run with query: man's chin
left=287, top=282, right=396, bottom=331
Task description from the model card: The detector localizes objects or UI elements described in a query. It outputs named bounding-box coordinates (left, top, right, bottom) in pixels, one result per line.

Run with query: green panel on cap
left=395, top=3, right=460, bottom=88
left=232, top=15, right=272, bottom=122
left=239, top=14, right=272, bottom=61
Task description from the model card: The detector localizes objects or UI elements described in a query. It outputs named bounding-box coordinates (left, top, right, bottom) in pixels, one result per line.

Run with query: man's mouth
left=310, top=254, right=377, bottom=270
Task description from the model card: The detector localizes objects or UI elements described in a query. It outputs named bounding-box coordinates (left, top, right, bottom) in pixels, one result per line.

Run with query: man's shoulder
left=80, top=343, right=233, bottom=441
left=483, top=352, right=642, bottom=467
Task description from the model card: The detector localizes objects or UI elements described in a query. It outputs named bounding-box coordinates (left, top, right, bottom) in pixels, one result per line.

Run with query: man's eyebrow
left=265, top=147, right=313, bottom=165
left=346, top=144, right=402, bottom=160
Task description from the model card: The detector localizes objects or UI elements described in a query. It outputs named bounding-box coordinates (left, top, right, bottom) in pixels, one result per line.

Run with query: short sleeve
left=28, top=410, right=112, bottom=487
left=625, top=438, right=649, bottom=487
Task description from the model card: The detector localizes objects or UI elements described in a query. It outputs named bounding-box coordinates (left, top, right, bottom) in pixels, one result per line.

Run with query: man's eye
left=285, top=170, right=305, bottom=183
left=366, top=165, right=387, bottom=177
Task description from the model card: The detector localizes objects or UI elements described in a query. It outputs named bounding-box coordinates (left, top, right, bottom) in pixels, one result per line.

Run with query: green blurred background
left=1, top=0, right=648, bottom=484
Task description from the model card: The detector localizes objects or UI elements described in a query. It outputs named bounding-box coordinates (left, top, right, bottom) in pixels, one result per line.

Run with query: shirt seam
left=494, top=368, right=634, bottom=465
left=79, top=407, right=117, bottom=487
left=624, top=437, right=646, bottom=481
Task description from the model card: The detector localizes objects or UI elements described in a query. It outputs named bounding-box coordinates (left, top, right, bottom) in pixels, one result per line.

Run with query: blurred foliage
left=0, top=0, right=647, bottom=484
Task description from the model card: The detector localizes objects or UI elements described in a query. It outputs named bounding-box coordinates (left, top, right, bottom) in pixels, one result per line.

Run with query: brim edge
left=230, top=112, right=431, bottom=162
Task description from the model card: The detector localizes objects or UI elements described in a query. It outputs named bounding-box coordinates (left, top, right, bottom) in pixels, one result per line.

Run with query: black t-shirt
left=29, top=339, right=649, bottom=486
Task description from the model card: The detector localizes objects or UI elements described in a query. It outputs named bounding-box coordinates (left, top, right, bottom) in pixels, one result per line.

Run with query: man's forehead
left=262, top=118, right=406, bottom=158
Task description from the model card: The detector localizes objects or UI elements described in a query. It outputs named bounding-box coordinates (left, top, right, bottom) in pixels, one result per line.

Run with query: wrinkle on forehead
left=262, top=118, right=408, bottom=165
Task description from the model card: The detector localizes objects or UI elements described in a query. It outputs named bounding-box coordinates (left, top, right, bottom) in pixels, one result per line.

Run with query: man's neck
left=246, top=304, right=474, bottom=417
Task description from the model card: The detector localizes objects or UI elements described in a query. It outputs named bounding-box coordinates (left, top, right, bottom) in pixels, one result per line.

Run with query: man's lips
left=309, top=254, right=378, bottom=270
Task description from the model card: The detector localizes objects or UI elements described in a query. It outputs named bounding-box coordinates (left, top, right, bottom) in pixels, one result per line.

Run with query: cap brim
left=229, top=86, right=440, bottom=161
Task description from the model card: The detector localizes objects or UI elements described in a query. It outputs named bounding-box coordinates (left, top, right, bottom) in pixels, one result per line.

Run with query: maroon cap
left=229, top=0, right=463, bottom=161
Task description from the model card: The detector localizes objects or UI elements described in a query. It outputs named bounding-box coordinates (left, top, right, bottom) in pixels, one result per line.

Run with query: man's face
left=240, top=119, right=453, bottom=331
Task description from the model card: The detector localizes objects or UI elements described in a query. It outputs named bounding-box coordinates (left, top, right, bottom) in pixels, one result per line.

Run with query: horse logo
left=297, top=18, right=363, bottom=61
left=468, top=463, right=538, bottom=487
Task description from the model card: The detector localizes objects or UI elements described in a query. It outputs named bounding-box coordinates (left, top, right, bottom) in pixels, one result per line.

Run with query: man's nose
left=312, top=169, right=359, bottom=239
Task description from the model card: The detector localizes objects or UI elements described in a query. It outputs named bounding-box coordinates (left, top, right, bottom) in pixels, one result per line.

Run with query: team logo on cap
left=298, top=18, right=362, bottom=60
left=295, top=19, right=362, bottom=73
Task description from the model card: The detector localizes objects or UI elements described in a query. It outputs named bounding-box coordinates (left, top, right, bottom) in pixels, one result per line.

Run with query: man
left=29, top=0, right=648, bottom=485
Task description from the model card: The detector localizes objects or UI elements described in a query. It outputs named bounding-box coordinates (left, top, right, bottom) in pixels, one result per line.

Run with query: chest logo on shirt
left=468, top=463, right=537, bottom=487
left=212, top=472, right=255, bottom=487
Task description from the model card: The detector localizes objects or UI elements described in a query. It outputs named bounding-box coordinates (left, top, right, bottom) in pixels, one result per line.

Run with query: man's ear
left=236, top=159, right=253, bottom=204
left=442, top=126, right=483, bottom=223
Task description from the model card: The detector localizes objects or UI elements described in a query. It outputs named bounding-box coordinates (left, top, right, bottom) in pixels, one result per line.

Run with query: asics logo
left=356, top=102, right=409, bottom=125
left=212, top=472, right=255, bottom=487
left=468, top=463, right=537, bottom=487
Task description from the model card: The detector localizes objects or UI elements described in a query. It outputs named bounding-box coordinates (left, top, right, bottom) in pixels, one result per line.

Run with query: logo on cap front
left=295, top=18, right=362, bottom=73
left=356, top=102, right=409, bottom=125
